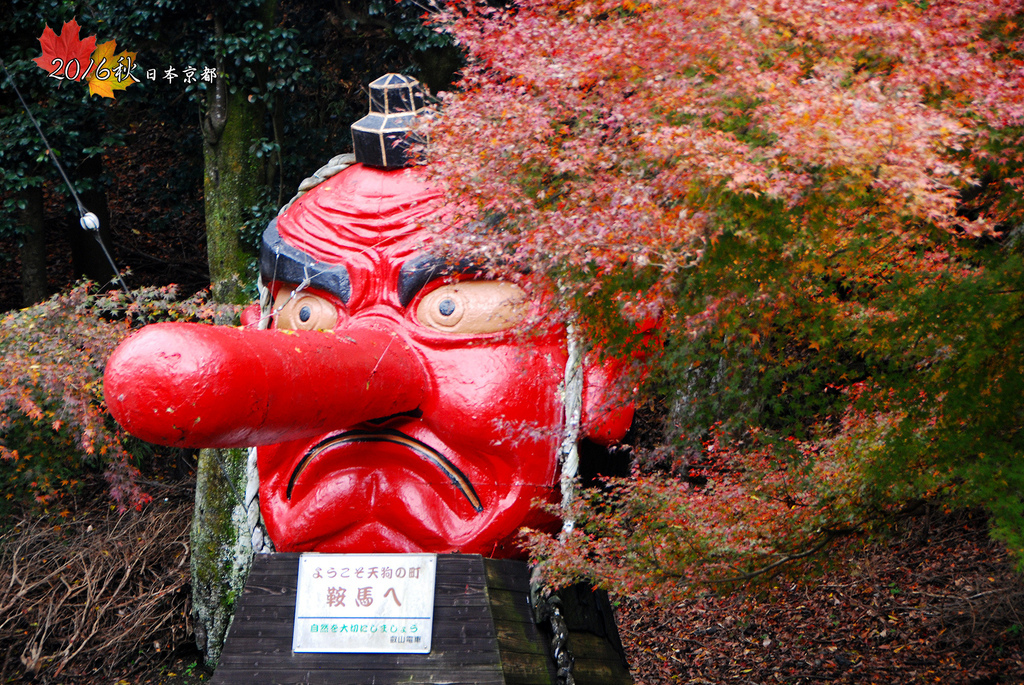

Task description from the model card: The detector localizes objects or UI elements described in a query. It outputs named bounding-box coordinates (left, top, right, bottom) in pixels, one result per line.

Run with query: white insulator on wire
left=79, top=212, right=100, bottom=232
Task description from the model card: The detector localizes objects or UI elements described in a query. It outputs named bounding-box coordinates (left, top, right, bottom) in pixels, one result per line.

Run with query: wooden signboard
left=292, top=553, right=437, bottom=654
left=211, top=553, right=632, bottom=685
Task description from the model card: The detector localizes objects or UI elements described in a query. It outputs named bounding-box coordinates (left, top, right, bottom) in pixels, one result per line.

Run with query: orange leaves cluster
left=425, top=0, right=1024, bottom=323
left=525, top=419, right=870, bottom=600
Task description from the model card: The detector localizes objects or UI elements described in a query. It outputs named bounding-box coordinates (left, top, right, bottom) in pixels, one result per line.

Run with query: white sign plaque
left=292, top=553, right=437, bottom=653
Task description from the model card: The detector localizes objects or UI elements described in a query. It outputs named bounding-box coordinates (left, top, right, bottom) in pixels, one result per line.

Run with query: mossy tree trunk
left=202, top=65, right=265, bottom=304
left=193, top=86, right=262, bottom=660
left=190, top=447, right=254, bottom=665
left=193, top=2, right=277, bottom=667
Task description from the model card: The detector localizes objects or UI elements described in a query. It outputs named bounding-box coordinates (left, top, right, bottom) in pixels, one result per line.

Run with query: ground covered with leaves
left=1, top=478, right=1020, bottom=684
left=616, top=510, right=1024, bottom=684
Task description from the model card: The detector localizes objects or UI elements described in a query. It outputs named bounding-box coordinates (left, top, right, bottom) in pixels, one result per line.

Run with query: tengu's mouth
left=286, top=428, right=484, bottom=512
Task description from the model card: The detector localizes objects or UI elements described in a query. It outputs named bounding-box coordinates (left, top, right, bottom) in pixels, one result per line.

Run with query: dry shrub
left=940, top=588, right=1024, bottom=646
left=0, top=500, right=193, bottom=682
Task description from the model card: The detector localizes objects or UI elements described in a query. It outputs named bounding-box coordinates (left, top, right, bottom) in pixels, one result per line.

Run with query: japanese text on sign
left=292, top=553, right=436, bottom=653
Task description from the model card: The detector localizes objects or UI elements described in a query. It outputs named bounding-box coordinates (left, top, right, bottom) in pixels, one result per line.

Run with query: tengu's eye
left=416, top=282, right=527, bottom=334
left=273, top=288, right=338, bottom=331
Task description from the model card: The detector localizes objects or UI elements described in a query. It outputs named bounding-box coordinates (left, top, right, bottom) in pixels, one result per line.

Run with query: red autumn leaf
left=32, top=19, right=97, bottom=82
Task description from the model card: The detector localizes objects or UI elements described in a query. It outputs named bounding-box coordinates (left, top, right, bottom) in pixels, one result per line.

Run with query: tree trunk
left=202, top=86, right=265, bottom=305
left=19, top=185, right=47, bottom=306
left=194, top=86, right=264, bottom=660
left=192, top=2, right=277, bottom=667
left=190, top=446, right=256, bottom=666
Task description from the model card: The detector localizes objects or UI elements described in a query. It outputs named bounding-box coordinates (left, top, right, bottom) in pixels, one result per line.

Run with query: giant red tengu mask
left=104, top=78, right=634, bottom=558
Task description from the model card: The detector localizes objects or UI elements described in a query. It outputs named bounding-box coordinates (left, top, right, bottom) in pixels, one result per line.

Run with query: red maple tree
left=423, top=0, right=1024, bottom=596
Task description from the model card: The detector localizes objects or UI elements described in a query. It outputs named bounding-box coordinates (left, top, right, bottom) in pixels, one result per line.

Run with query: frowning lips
left=287, top=428, right=484, bottom=513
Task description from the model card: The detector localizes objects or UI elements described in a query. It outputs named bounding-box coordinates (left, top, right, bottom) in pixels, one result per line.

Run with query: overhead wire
left=0, top=57, right=135, bottom=302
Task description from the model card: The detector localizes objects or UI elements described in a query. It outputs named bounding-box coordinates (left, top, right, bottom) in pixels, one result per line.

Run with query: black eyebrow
left=260, top=220, right=351, bottom=304
left=397, top=254, right=484, bottom=307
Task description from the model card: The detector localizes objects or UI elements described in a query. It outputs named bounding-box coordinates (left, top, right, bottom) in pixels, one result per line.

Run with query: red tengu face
left=256, top=163, right=568, bottom=557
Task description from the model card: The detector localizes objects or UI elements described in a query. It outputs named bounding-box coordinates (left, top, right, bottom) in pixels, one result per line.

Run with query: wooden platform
left=211, top=553, right=632, bottom=685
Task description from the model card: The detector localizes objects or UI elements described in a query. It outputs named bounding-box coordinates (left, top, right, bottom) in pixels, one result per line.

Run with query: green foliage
left=369, top=0, right=453, bottom=54
left=0, top=0, right=120, bottom=240
left=218, top=19, right=312, bottom=101
left=3, top=0, right=461, bottom=276
left=862, top=245, right=1024, bottom=564
left=524, top=195, right=1024, bottom=596
left=0, top=282, right=236, bottom=516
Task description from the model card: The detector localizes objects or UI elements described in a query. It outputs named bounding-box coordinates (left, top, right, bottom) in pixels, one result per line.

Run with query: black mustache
left=286, top=428, right=484, bottom=513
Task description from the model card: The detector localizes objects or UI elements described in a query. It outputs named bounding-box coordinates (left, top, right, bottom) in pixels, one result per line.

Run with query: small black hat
left=351, top=74, right=426, bottom=168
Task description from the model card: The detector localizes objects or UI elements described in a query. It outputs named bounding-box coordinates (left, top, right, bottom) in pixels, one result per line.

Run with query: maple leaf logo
left=33, top=19, right=97, bottom=81
left=87, top=40, right=138, bottom=99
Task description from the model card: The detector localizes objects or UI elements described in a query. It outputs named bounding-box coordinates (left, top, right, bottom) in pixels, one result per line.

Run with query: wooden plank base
left=211, top=553, right=632, bottom=685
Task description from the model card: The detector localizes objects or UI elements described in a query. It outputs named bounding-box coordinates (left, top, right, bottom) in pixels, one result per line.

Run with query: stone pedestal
left=211, top=553, right=632, bottom=685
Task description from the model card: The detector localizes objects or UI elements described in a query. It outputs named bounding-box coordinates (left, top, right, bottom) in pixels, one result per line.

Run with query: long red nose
left=103, top=323, right=426, bottom=448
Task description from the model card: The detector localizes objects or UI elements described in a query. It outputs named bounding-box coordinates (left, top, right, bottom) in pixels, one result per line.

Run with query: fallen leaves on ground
left=615, top=509, right=1024, bottom=684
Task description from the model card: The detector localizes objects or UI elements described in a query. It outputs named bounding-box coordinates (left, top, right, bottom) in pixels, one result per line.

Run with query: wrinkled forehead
left=275, top=163, right=442, bottom=261
left=261, top=163, right=458, bottom=307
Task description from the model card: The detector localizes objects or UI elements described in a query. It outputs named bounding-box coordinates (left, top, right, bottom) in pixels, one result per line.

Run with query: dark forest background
left=0, top=0, right=460, bottom=311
